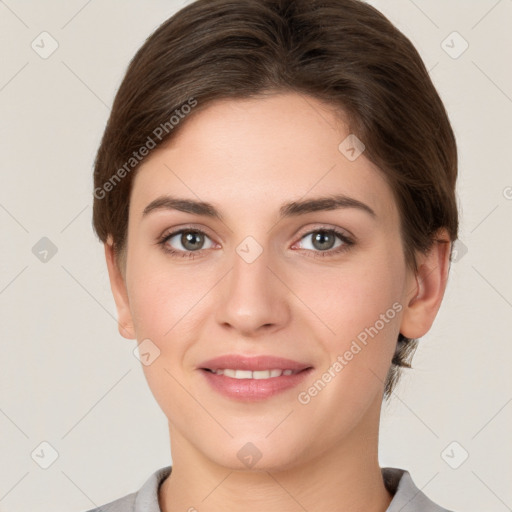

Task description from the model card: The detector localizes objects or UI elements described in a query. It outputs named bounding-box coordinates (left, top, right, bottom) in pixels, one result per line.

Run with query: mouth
left=198, top=354, right=314, bottom=401
left=201, top=368, right=308, bottom=379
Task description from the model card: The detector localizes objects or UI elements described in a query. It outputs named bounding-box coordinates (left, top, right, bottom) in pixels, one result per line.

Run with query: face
left=108, top=92, right=433, bottom=471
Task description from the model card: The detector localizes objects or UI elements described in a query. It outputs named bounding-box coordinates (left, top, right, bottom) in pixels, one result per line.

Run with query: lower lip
left=199, top=368, right=313, bottom=401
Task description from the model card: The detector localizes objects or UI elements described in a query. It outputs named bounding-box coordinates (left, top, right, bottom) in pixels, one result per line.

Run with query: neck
left=159, top=396, right=393, bottom=512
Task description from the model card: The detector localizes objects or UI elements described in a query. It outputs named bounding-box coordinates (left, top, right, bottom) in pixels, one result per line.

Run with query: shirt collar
left=132, top=465, right=451, bottom=512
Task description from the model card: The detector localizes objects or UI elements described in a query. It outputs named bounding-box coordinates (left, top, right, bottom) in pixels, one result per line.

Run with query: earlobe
left=399, top=230, right=452, bottom=339
left=104, top=237, right=136, bottom=340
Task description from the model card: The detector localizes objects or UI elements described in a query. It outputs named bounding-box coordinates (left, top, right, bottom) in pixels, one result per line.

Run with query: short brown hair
left=92, top=0, right=459, bottom=399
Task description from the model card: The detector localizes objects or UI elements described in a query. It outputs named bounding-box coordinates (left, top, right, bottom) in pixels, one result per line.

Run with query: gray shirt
left=83, top=466, right=454, bottom=512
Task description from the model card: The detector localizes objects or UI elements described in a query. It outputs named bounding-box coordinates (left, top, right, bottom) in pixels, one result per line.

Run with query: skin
left=104, top=92, right=451, bottom=512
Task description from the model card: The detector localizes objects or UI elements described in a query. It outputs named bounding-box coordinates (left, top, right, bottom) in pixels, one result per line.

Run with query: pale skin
left=104, top=92, right=451, bottom=512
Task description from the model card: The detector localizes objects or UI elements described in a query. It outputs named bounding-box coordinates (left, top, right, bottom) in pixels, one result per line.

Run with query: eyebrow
left=141, top=194, right=376, bottom=221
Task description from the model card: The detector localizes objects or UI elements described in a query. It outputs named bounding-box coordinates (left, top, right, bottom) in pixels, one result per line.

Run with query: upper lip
left=199, top=354, right=313, bottom=372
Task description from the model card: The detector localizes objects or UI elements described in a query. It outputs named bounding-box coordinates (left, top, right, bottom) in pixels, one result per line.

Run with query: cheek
left=126, top=253, right=201, bottom=341
left=292, top=262, right=404, bottom=429
left=126, top=264, right=203, bottom=418
left=298, top=249, right=406, bottom=394
left=302, top=251, right=404, bottom=339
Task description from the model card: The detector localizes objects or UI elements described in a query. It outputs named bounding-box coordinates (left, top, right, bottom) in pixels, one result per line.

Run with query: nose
left=214, top=241, right=291, bottom=337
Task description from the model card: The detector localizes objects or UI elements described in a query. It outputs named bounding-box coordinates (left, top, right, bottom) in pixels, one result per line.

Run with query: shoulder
left=382, top=467, right=457, bottom=512
left=82, top=492, right=137, bottom=512
left=80, top=466, right=172, bottom=512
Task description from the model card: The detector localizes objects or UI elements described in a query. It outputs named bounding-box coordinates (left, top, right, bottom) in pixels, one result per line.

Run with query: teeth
left=211, top=368, right=297, bottom=379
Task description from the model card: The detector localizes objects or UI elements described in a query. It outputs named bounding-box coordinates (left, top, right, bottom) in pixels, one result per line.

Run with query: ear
left=400, top=229, right=452, bottom=339
left=104, top=236, right=136, bottom=340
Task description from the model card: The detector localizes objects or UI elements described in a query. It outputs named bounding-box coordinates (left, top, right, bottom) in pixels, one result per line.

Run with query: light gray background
left=1, top=1, right=511, bottom=511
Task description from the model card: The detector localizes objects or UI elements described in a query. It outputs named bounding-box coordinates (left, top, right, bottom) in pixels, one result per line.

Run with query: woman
left=88, top=0, right=458, bottom=510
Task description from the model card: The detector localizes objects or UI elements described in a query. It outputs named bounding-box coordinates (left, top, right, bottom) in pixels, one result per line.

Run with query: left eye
left=295, top=229, right=350, bottom=253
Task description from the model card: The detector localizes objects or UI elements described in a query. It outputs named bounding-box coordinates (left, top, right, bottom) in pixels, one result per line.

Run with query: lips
left=197, top=354, right=314, bottom=401
left=198, top=354, right=313, bottom=373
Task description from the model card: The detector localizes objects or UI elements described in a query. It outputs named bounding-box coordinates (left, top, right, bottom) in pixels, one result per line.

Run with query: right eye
left=158, top=228, right=216, bottom=258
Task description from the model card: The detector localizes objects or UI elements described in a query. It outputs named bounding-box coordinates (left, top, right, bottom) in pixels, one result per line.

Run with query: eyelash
left=157, top=226, right=355, bottom=260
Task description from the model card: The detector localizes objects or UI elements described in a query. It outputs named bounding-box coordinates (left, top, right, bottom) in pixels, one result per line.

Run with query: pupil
left=314, top=231, right=334, bottom=250
left=183, top=231, right=203, bottom=251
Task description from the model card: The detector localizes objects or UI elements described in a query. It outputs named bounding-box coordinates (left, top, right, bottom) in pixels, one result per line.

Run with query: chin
left=201, top=435, right=307, bottom=473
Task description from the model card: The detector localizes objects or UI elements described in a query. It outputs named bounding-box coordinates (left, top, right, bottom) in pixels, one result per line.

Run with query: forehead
left=130, top=92, right=397, bottom=224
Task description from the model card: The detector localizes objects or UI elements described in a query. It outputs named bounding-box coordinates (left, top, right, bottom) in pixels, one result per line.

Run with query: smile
left=200, top=366, right=313, bottom=401
left=204, top=368, right=300, bottom=379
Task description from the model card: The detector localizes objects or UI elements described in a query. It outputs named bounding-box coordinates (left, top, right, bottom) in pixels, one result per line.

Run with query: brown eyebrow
left=141, top=194, right=376, bottom=221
